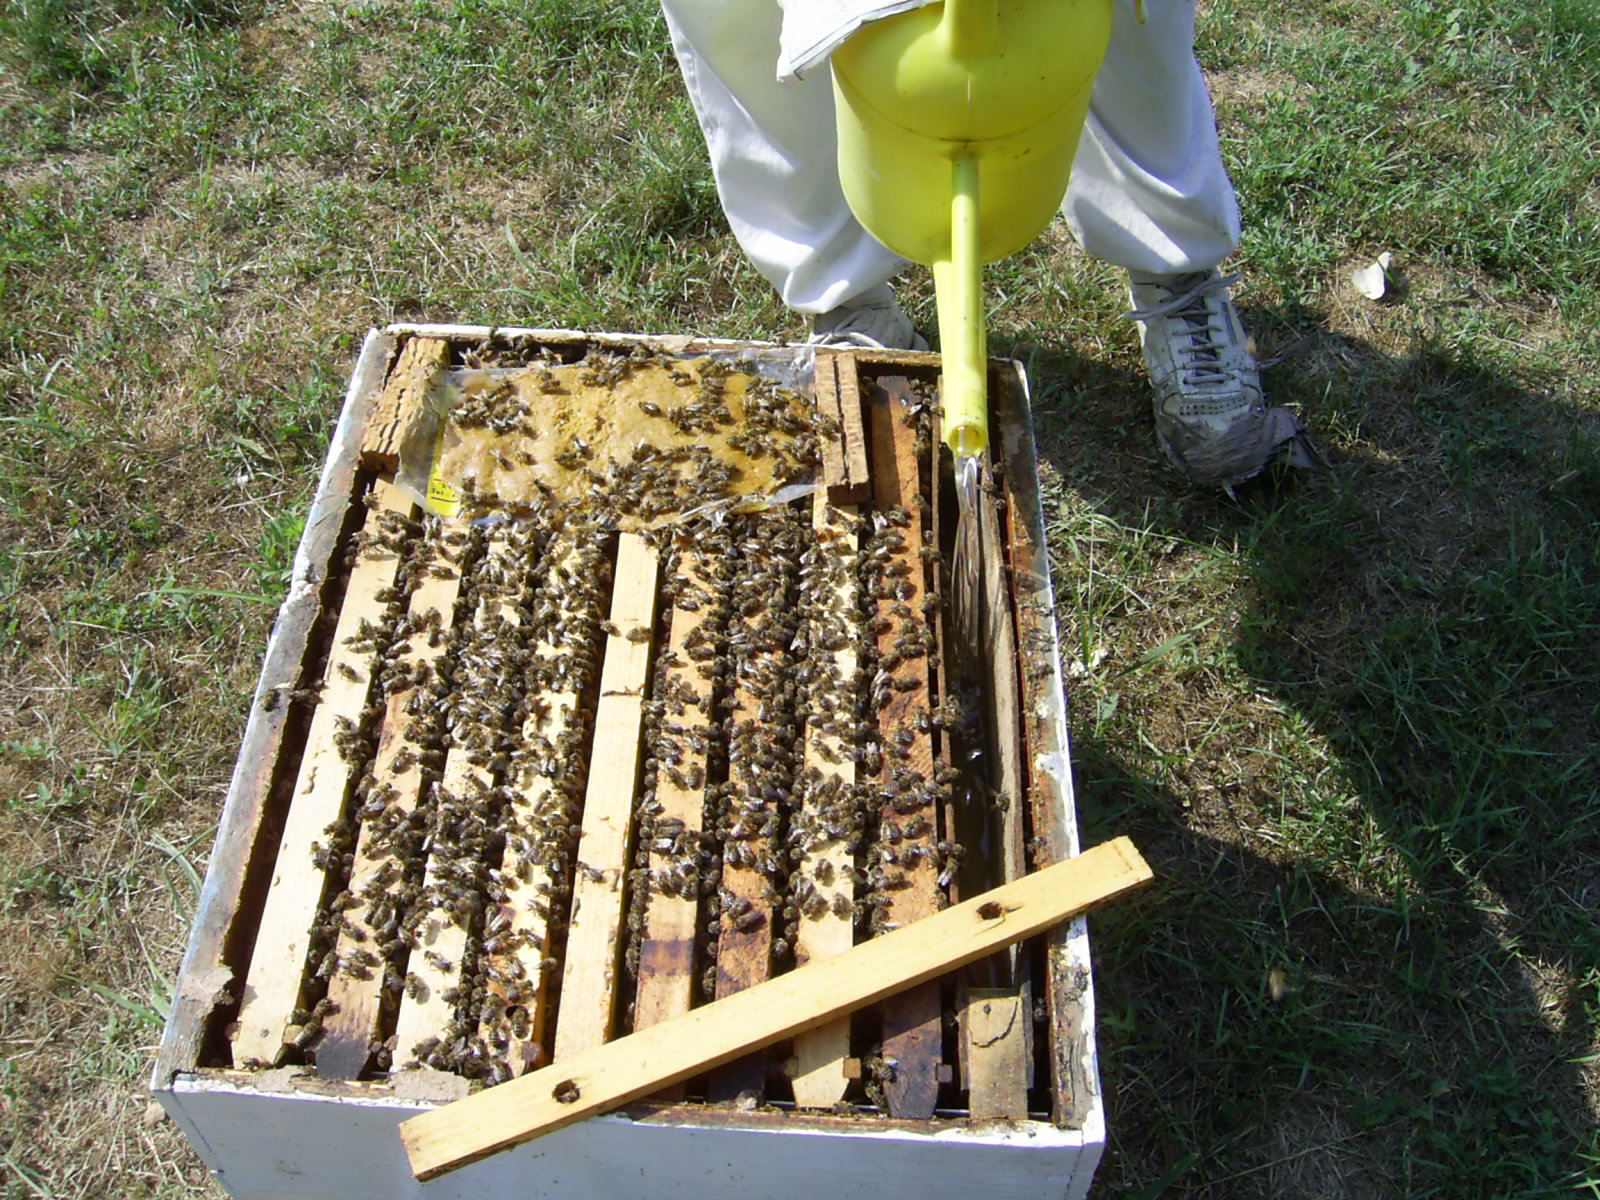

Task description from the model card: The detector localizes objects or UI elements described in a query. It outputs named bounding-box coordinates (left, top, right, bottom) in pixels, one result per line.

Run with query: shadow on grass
left=997, top=319, right=1600, bottom=1199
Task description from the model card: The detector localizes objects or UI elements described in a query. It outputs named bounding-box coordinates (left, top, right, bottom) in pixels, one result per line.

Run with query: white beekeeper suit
left=657, top=0, right=1319, bottom=488
left=658, top=0, right=1241, bottom=313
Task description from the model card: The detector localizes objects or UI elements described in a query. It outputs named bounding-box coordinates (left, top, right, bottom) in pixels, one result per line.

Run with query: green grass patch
left=1, top=0, right=1596, bottom=1195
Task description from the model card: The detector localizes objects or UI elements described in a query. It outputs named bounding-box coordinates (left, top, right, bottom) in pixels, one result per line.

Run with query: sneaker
left=808, top=283, right=930, bottom=351
left=1126, top=269, right=1318, bottom=489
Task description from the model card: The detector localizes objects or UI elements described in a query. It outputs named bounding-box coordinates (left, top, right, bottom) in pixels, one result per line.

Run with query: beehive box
left=152, top=325, right=1103, bottom=1200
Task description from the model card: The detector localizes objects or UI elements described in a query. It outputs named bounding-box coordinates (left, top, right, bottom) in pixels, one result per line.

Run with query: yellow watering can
left=831, top=0, right=1113, bottom=459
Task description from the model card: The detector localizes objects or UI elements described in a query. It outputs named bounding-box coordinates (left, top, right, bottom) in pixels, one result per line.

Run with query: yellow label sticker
left=425, top=429, right=462, bottom=518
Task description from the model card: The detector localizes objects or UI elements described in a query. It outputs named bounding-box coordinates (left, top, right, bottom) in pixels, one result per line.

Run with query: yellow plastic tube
left=934, top=154, right=986, bottom=459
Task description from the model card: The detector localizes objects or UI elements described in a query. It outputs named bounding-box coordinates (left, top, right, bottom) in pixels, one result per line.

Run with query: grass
left=1, top=0, right=1596, bottom=1196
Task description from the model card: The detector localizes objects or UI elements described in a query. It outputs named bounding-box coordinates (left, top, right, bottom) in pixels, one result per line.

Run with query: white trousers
left=660, top=0, right=1242, bottom=314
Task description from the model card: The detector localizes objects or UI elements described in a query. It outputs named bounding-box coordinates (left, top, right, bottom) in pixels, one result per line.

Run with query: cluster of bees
left=444, top=345, right=821, bottom=524
left=282, top=345, right=997, bottom=1100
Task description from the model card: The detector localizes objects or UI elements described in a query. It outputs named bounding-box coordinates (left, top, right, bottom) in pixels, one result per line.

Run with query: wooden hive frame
left=152, top=325, right=1104, bottom=1200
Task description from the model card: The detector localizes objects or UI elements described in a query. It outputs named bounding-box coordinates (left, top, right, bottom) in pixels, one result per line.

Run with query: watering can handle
left=942, top=0, right=998, bottom=57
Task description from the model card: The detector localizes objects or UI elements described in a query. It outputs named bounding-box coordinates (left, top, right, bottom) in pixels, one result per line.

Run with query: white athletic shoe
left=809, top=283, right=930, bottom=351
left=1127, top=269, right=1318, bottom=489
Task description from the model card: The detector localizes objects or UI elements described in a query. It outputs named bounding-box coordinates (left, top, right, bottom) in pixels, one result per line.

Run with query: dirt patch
left=1248, top=1102, right=1401, bottom=1200
left=0, top=152, right=120, bottom=191
left=1209, top=66, right=1310, bottom=109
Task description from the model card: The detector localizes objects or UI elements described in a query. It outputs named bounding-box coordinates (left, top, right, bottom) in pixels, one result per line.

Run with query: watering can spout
left=941, top=0, right=997, bottom=60
left=937, top=155, right=986, bottom=459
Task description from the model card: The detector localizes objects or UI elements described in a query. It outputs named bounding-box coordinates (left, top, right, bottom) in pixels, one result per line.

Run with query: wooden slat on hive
left=836, top=350, right=872, bottom=499
left=361, top=336, right=450, bottom=473
left=317, top=520, right=468, bottom=1080
left=391, top=526, right=522, bottom=1064
left=962, top=424, right=1033, bottom=1121
left=401, top=838, right=1155, bottom=1181
left=633, top=547, right=717, bottom=1081
left=927, top=377, right=975, bottom=1099
left=710, top=505, right=806, bottom=1100
left=480, top=528, right=599, bottom=1077
left=709, top=505, right=804, bottom=1101
left=866, top=376, right=944, bottom=1119
left=552, top=532, right=660, bottom=1060
left=789, top=487, right=861, bottom=1109
left=812, top=351, right=849, bottom=496
left=963, top=989, right=1030, bottom=1120
left=994, top=360, right=1092, bottom=1127
left=971, top=431, right=1026, bottom=899
left=815, top=349, right=872, bottom=504
left=233, top=478, right=412, bottom=1067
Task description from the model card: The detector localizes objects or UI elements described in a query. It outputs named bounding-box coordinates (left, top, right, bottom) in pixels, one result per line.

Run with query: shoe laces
left=806, top=299, right=929, bottom=351
left=1127, top=271, right=1243, bottom=389
left=806, top=328, right=896, bottom=349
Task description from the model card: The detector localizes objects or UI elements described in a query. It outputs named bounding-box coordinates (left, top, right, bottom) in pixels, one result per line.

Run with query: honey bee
left=732, top=907, right=764, bottom=934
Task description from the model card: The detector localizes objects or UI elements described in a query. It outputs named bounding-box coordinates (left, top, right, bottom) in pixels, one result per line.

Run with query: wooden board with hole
left=154, top=327, right=1109, bottom=1200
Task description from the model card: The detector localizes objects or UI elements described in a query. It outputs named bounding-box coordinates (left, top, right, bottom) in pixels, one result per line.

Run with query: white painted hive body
left=152, top=325, right=1103, bottom=1200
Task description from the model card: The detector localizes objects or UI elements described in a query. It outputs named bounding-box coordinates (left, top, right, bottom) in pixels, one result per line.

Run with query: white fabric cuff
left=776, top=0, right=936, bottom=81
